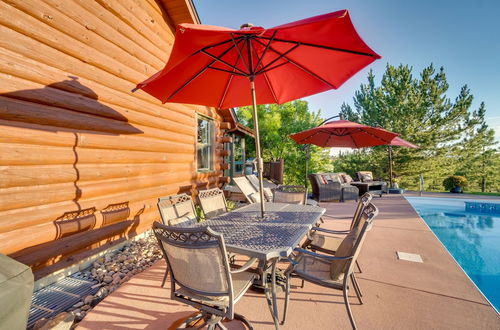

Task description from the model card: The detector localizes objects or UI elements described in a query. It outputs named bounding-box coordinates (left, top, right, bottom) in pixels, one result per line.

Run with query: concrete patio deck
left=77, top=195, right=499, bottom=329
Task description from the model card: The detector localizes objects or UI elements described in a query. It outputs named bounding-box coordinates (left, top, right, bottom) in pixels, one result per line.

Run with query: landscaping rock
left=32, top=318, right=49, bottom=330
left=39, top=312, right=74, bottom=330
left=72, top=301, right=84, bottom=308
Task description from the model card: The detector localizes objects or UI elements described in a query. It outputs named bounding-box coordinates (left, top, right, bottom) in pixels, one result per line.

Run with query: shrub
left=443, top=175, right=468, bottom=191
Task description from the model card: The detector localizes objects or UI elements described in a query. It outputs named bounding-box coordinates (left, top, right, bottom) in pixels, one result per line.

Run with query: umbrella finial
left=240, top=23, right=254, bottom=30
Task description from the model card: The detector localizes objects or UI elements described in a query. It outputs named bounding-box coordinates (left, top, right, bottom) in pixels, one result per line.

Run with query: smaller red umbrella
left=290, top=119, right=399, bottom=148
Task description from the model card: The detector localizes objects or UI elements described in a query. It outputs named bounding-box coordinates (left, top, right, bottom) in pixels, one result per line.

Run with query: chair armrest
left=321, top=214, right=352, bottom=220
left=291, top=248, right=353, bottom=261
left=312, top=227, right=350, bottom=235
left=230, top=257, right=259, bottom=274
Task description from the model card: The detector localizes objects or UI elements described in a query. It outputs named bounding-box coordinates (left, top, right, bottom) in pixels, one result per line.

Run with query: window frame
left=196, top=114, right=215, bottom=173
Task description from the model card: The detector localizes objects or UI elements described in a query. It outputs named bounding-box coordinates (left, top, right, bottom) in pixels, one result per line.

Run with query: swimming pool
left=406, top=197, right=500, bottom=312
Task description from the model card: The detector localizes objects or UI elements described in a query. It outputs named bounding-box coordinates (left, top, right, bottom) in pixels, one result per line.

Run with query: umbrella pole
left=388, top=145, right=393, bottom=188
left=304, top=144, right=310, bottom=203
left=250, top=79, right=265, bottom=217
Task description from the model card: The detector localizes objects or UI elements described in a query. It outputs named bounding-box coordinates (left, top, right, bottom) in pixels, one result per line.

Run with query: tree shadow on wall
left=1, top=77, right=146, bottom=277
left=1, top=76, right=143, bottom=209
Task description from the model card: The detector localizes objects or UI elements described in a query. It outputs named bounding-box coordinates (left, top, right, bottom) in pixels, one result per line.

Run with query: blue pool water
left=406, top=197, right=500, bottom=312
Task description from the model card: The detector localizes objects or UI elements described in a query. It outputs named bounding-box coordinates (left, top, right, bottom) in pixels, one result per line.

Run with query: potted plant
left=443, top=175, right=468, bottom=193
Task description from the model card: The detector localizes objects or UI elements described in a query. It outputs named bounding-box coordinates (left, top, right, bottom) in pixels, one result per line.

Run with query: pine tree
left=339, top=63, right=489, bottom=191
left=456, top=102, right=499, bottom=192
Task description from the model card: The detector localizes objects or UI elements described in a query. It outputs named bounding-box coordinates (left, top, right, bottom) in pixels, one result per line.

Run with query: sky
left=192, top=0, right=500, bottom=141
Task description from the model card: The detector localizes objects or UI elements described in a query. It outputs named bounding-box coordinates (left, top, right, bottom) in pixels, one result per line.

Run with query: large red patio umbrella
left=136, top=10, right=380, bottom=216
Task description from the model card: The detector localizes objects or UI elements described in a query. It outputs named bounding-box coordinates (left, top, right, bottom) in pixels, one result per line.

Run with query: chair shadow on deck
left=9, top=201, right=146, bottom=280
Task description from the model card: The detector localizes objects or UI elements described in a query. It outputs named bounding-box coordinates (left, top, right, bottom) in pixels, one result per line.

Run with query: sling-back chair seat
left=305, top=193, right=372, bottom=255
left=198, top=188, right=228, bottom=218
left=292, top=254, right=345, bottom=289
left=176, top=271, right=255, bottom=308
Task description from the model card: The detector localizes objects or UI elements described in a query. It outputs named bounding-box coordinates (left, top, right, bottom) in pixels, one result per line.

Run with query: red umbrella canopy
left=388, top=136, right=419, bottom=148
left=290, top=120, right=399, bottom=148
left=137, top=10, right=380, bottom=108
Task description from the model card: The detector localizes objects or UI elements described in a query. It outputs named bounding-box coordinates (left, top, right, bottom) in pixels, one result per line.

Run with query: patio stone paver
left=77, top=195, right=500, bottom=329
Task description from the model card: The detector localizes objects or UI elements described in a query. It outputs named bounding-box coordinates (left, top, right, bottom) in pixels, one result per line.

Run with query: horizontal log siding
left=0, top=0, right=227, bottom=276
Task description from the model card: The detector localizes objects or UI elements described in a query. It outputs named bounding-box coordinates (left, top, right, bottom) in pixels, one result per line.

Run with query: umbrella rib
left=231, top=33, right=250, bottom=74
left=218, top=42, right=246, bottom=109
left=218, top=73, right=234, bottom=109
left=318, top=128, right=349, bottom=137
left=201, top=49, right=248, bottom=75
left=296, top=130, right=322, bottom=144
left=248, top=38, right=279, bottom=103
left=253, top=38, right=334, bottom=88
left=259, top=36, right=377, bottom=58
left=259, top=61, right=289, bottom=74
left=362, top=128, right=398, bottom=143
left=262, top=69, right=279, bottom=104
left=168, top=42, right=239, bottom=101
left=325, top=132, right=335, bottom=147
left=255, top=44, right=299, bottom=75
left=350, top=132, right=360, bottom=148
left=207, top=66, right=247, bottom=76
left=254, top=31, right=277, bottom=71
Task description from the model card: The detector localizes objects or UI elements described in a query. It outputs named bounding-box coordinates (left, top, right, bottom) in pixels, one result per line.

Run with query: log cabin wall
left=0, top=0, right=229, bottom=279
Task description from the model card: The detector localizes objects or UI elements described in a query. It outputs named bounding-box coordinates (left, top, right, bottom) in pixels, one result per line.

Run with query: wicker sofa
left=308, top=173, right=359, bottom=202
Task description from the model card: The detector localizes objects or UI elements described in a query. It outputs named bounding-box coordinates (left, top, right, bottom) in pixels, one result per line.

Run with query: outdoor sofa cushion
left=341, top=174, right=353, bottom=184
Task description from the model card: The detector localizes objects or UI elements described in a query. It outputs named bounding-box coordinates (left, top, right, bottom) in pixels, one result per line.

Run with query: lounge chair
left=152, top=222, right=256, bottom=330
left=245, top=174, right=275, bottom=201
left=156, top=194, right=198, bottom=286
left=246, top=173, right=278, bottom=189
left=198, top=188, right=228, bottom=218
left=233, top=176, right=264, bottom=203
left=282, top=202, right=379, bottom=329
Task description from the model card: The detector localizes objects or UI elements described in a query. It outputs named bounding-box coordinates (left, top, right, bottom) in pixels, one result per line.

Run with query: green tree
left=339, top=63, right=494, bottom=191
left=455, top=102, right=499, bottom=192
left=236, top=100, right=333, bottom=185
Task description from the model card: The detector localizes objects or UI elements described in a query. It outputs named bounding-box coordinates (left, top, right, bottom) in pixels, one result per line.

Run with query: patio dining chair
left=303, top=193, right=372, bottom=276
left=198, top=188, right=228, bottom=218
left=156, top=194, right=199, bottom=286
left=152, top=222, right=256, bottom=330
left=246, top=173, right=278, bottom=190
left=282, top=203, right=379, bottom=330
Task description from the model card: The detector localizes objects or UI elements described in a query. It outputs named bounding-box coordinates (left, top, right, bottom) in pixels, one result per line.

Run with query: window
left=197, top=115, right=214, bottom=171
left=233, top=135, right=245, bottom=174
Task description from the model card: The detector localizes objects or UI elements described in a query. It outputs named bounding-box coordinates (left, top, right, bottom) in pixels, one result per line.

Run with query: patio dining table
left=199, top=202, right=326, bottom=329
